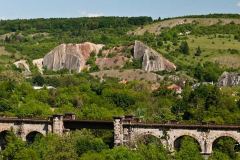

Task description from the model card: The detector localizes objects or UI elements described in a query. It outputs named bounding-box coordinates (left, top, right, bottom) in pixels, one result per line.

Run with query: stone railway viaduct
left=0, top=114, right=240, bottom=157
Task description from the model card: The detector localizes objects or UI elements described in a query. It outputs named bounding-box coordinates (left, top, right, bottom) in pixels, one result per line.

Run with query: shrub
left=179, top=41, right=189, bottom=55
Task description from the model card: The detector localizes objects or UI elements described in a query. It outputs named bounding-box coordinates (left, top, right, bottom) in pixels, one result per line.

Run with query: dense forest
left=0, top=14, right=239, bottom=159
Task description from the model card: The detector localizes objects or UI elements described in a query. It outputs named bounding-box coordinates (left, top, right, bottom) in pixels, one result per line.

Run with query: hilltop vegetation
left=0, top=17, right=152, bottom=60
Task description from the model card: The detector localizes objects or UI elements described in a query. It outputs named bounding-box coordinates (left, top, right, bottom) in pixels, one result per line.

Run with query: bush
left=194, top=62, right=223, bottom=82
left=175, top=137, right=203, bottom=160
left=109, top=93, right=135, bottom=109
left=76, top=137, right=108, bottom=156
left=179, top=41, right=189, bottom=55
left=32, top=75, right=45, bottom=86
left=123, top=59, right=142, bottom=69
left=195, top=46, right=202, bottom=56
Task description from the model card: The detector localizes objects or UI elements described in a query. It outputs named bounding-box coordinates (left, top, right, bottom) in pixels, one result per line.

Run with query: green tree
left=209, top=151, right=230, bottom=160
left=194, top=62, right=223, bottom=82
left=195, top=46, right=202, bottom=56
left=179, top=41, right=189, bottom=55
left=175, top=137, right=203, bottom=160
left=74, top=130, right=108, bottom=156
left=32, top=75, right=45, bottom=86
left=212, top=137, right=238, bottom=159
left=80, top=147, right=142, bottom=160
left=1, top=131, right=39, bottom=160
left=109, top=93, right=135, bottom=109
left=138, top=144, right=170, bottom=160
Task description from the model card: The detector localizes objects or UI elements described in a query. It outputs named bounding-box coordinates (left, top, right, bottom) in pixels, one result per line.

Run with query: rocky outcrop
left=218, top=72, right=240, bottom=87
left=43, top=42, right=104, bottom=72
left=14, top=60, right=31, bottom=75
left=33, top=58, right=43, bottom=74
left=134, top=41, right=176, bottom=72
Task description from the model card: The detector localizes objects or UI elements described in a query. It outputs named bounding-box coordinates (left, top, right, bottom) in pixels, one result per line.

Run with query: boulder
left=43, top=42, right=104, bottom=72
left=218, top=72, right=240, bottom=87
left=134, top=41, right=176, bottom=72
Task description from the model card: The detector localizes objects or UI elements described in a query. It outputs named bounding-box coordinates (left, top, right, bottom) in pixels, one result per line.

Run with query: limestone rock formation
left=14, top=60, right=31, bottom=75
left=33, top=58, right=43, bottom=74
left=43, top=42, right=104, bottom=72
left=134, top=41, right=176, bottom=72
left=218, top=72, right=240, bottom=87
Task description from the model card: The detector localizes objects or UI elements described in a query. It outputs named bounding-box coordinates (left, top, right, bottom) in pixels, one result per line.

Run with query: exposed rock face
left=14, top=60, right=31, bottom=75
left=43, top=42, right=104, bottom=72
left=134, top=41, right=176, bottom=72
left=33, top=58, right=43, bottom=74
left=218, top=72, right=240, bottom=87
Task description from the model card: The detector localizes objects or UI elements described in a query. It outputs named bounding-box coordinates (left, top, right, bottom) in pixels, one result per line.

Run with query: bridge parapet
left=64, top=113, right=76, bottom=120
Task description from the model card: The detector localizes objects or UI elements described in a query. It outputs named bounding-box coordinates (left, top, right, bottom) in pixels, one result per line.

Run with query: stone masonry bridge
left=113, top=116, right=240, bottom=156
left=0, top=114, right=240, bottom=156
left=0, top=113, right=113, bottom=146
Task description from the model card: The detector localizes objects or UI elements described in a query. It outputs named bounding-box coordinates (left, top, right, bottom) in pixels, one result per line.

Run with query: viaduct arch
left=26, top=131, right=43, bottom=143
left=113, top=116, right=240, bottom=156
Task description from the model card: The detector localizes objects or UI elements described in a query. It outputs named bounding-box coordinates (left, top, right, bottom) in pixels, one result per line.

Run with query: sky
left=0, top=0, right=240, bottom=20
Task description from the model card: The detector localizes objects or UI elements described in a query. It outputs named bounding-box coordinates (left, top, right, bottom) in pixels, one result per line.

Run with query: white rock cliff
left=134, top=41, right=176, bottom=72
left=218, top=72, right=240, bottom=87
left=43, top=42, right=104, bottom=72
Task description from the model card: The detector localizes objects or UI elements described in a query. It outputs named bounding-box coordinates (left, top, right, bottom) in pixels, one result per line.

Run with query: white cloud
left=237, top=1, right=240, bottom=7
left=86, top=13, right=103, bottom=17
left=0, top=17, right=7, bottom=20
left=80, top=11, right=103, bottom=17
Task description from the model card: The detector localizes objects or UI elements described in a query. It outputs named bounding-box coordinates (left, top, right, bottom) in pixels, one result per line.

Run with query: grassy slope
left=156, top=34, right=240, bottom=70
left=0, top=46, right=23, bottom=69
left=0, top=46, right=14, bottom=65
left=187, top=35, right=240, bottom=68
left=132, top=18, right=240, bottom=35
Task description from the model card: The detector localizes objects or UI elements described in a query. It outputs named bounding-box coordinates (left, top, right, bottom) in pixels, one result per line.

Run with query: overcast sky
left=0, top=0, right=240, bottom=20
